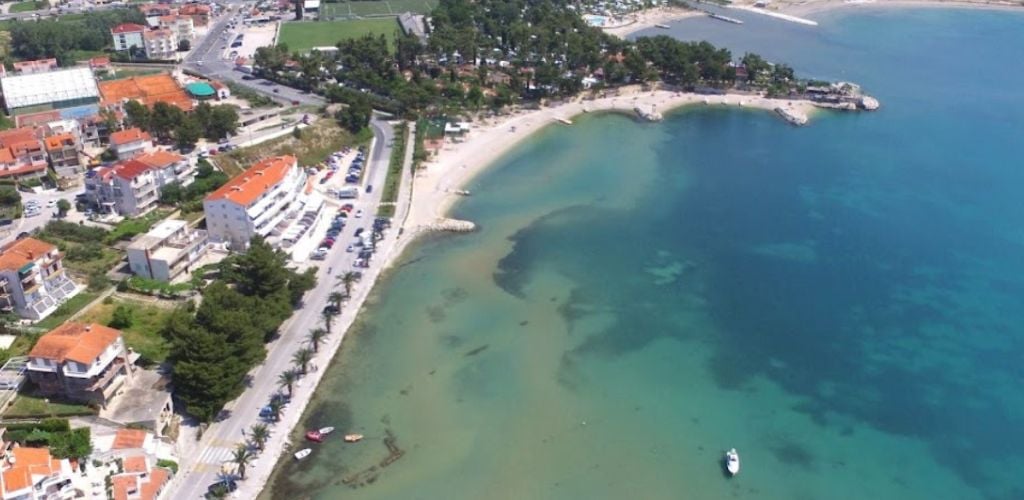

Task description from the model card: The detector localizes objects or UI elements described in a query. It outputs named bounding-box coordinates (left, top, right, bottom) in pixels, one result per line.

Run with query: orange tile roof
left=0, top=237, right=55, bottom=272
left=44, top=133, right=76, bottom=151
left=2, top=447, right=62, bottom=495
left=0, top=161, right=47, bottom=178
left=112, top=159, right=154, bottom=181
left=142, top=467, right=170, bottom=499
left=135, top=150, right=183, bottom=169
left=90, top=56, right=111, bottom=67
left=123, top=455, right=147, bottom=473
left=112, top=429, right=148, bottom=450
left=28, top=322, right=122, bottom=365
left=109, top=128, right=151, bottom=146
left=0, top=148, right=15, bottom=164
left=111, top=23, right=146, bottom=34
left=0, top=127, right=39, bottom=149
left=99, top=74, right=193, bottom=112
left=206, top=155, right=297, bottom=207
left=111, top=474, right=136, bottom=500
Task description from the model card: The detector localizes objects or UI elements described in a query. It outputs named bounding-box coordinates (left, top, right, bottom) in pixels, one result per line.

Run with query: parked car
left=353, top=228, right=365, bottom=237
left=323, top=304, right=340, bottom=315
left=206, top=480, right=237, bottom=499
left=354, top=209, right=363, bottom=218
left=365, top=185, right=373, bottom=194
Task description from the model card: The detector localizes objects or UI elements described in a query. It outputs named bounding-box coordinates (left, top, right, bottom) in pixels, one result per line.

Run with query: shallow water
left=266, top=9, right=1024, bottom=500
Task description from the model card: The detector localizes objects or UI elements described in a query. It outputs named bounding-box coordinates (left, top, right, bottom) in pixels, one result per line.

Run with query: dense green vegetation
left=380, top=122, right=408, bottom=206
left=78, top=298, right=174, bottom=365
left=7, top=10, right=146, bottom=65
left=0, top=185, right=21, bottom=220
left=10, top=1, right=47, bottom=14
left=0, top=419, right=93, bottom=460
left=104, top=209, right=170, bottom=244
left=162, top=237, right=316, bottom=422
left=124, top=101, right=239, bottom=150
left=159, top=160, right=229, bottom=214
left=36, top=221, right=118, bottom=286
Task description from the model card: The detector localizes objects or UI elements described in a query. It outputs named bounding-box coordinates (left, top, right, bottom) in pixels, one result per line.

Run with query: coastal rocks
left=424, top=218, right=477, bottom=233
left=634, top=106, right=663, bottom=121
left=860, top=96, right=881, bottom=110
left=775, top=107, right=809, bottom=126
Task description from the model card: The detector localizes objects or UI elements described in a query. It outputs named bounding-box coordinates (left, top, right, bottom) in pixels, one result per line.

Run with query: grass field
left=9, top=1, right=46, bottom=13
left=76, top=298, right=174, bottom=365
left=319, top=0, right=437, bottom=19
left=279, top=19, right=400, bottom=52
left=215, top=119, right=370, bottom=177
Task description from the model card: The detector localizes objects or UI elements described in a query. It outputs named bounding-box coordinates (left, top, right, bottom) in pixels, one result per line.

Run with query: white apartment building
left=85, top=159, right=160, bottom=217
left=143, top=28, right=178, bottom=61
left=0, top=446, right=75, bottom=500
left=135, top=150, right=195, bottom=187
left=204, top=155, right=308, bottom=250
left=109, top=128, right=152, bottom=160
left=111, top=23, right=146, bottom=52
left=0, top=238, right=80, bottom=321
left=127, top=219, right=209, bottom=282
left=26, top=322, right=133, bottom=407
left=159, top=14, right=194, bottom=42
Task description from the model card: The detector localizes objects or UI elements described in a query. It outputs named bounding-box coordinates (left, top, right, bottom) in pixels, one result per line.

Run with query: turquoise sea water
left=266, top=9, right=1024, bottom=500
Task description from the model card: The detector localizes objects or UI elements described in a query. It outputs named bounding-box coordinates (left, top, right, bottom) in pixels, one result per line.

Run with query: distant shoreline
left=778, top=0, right=1024, bottom=16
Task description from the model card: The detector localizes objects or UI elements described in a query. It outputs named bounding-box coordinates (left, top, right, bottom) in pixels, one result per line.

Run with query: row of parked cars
left=310, top=207, right=350, bottom=260
left=351, top=217, right=391, bottom=268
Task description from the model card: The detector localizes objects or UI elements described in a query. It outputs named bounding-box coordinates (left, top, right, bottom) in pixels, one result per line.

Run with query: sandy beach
left=405, top=86, right=817, bottom=229
left=601, top=7, right=702, bottom=38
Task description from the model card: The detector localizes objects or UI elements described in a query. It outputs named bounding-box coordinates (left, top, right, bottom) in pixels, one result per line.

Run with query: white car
left=354, top=210, right=363, bottom=218
left=46, top=200, right=57, bottom=208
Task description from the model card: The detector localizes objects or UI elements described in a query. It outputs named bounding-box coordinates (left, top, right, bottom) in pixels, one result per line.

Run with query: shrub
left=108, top=304, right=134, bottom=329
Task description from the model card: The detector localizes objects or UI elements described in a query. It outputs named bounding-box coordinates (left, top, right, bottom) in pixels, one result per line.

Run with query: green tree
left=108, top=304, right=134, bottom=329
left=266, top=398, right=284, bottom=422
left=0, top=186, right=20, bottom=206
left=159, top=182, right=183, bottom=205
left=291, top=347, right=314, bottom=375
left=338, top=272, right=357, bottom=298
left=150, top=102, right=185, bottom=140
left=335, top=97, right=371, bottom=134
left=306, top=328, right=327, bottom=353
left=327, top=292, right=344, bottom=311
left=231, top=444, right=252, bottom=480
left=278, top=369, right=299, bottom=396
left=206, top=106, right=239, bottom=140
left=321, top=308, right=334, bottom=333
left=49, top=428, right=92, bottom=461
left=248, top=424, right=269, bottom=451
left=174, top=118, right=202, bottom=150
left=123, top=100, right=150, bottom=131
left=56, top=199, right=71, bottom=218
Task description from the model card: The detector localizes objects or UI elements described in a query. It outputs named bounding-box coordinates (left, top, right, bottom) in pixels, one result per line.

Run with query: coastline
left=600, top=7, right=702, bottom=38
left=243, top=88, right=845, bottom=497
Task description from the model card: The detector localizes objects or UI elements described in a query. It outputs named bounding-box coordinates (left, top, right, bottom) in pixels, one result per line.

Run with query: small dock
left=707, top=13, right=744, bottom=24
left=655, top=23, right=670, bottom=29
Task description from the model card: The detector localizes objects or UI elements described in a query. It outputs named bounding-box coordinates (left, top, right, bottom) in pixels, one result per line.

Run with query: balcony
left=85, top=357, right=125, bottom=393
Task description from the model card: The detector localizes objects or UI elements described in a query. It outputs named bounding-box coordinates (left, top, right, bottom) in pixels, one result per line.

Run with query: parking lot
left=217, top=22, right=278, bottom=62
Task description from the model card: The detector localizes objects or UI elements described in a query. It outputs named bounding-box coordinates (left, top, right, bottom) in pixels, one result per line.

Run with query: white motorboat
left=294, top=448, right=312, bottom=460
left=344, top=434, right=364, bottom=443
left=318, top=426, right=335, bottom=435
left=725, top=448, right=740, bottom=476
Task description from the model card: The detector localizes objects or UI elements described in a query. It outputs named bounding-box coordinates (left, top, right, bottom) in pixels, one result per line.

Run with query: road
left=171, top=114, right=395, bottom=499
left=183, top=9, right=325, bottom=108
left=0, top=189, right=81, bottom=247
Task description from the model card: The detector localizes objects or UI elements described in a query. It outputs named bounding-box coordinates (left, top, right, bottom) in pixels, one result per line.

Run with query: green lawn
left=4, top=393, right=96, bottom=418
left=320, top=0, right=436, bottom=18
left=9, top=1, right=46, bottom=13
left=76, top=299, right=173, bottom=365
left=278, top=19, right=399, bottom=52
left=34, top=292, right=100, bottom=331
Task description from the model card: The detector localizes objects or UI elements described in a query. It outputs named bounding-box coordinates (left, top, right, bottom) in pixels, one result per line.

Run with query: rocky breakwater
left=424, top=217, right=477, bottom=233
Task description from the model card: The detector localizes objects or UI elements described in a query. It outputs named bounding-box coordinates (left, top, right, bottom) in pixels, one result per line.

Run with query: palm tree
left=337, top=272, right=357, bottom=298
left=277, top=369, right=299, bottom=396
left=306, top=328, right=328, bottom=353
left=231, top=444, right=252, bottom=480
left=328, top=291, right=345, bottom=311
left=321, top=308, right=334, bottom=333
left=292, top=347, right=314, bottom=375
left=267, top=398, right=284, bottom=422
left=249, top=424, right=270, bottom=451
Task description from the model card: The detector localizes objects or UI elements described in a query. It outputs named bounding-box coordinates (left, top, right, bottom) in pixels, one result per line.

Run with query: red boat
left=305, top=430, right=324, bottom=443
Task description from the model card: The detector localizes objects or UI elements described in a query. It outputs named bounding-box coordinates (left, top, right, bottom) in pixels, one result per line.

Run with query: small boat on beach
left=344, top=434, right=364, bottom=443
left=319, top=426, right=335, bottom=435
left=294, top=449, right=312, bottom=460
left=724, top=448, right=740, bottom=476
left=305, top=430, right=323, bottom=442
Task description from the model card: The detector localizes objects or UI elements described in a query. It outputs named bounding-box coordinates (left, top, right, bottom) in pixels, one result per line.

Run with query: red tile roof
left=206, top=155, right=297, bottom=207
left=135, top=150, right=183, bottom=169
left=109, top=128, right=151, bottom=146
left=123, top=455, right=148, bottom=473
left=112, top=159, right=154, bottom=181
left=0, top=237, right=56, bottom=272
left=1, top=447, right=63, bottom=495
left=111, top=23, right=147, bottom=34
left=112, top=429, right=148, bottom=450
left=44, top=133, right=76, bottom=151
left=28, top=322, right=122, bottom=365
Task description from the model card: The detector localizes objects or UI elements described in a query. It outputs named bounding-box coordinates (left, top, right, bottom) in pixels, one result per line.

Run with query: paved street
left=0, top=189, right=81, bottom=247
left=171, top=115, right=398, bottom=499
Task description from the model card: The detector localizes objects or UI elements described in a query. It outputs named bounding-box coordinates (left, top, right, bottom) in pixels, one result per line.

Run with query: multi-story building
left=204, top=155, right=307, bottom=250
left=178, top=3, right=211, bottom=26
left=44, top=133, right=81, bottom=171
left=109, top=454, right=171, bottom=500
left=11, top=58, right=58, bottom=75
left=111, top=23, right=146, bottom=52
left=135, top=150, right=194, bottom=187
left=127, top=219, right=208, bottom=282
left=0, top=238, right=80, bottom=321
left=143, top=28, right=178, bottom=61
left=0, top=127, right=47, bottom=180
left=109, top=128, right=152, bottom=159
left=0, top=446, right=75, bottom=500
left=158, top=14, right=194, bottom=42
left=85, top=159, right=161, bottom=217
left=26, top=322, right=133, bottom=407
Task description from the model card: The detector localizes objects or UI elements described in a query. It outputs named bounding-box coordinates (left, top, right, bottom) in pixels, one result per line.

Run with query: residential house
left=11, top=59, right=58, bottom=75
left=44, top=133, right=82, bottom=172
left=210, top=81, right=230, bottom=100
left=109, top=128, right=152, bottom=159
left=204, top=155, right=308, bottom=250
left=135, top=150, right=194, bottom=187
left=26, top=322, right=133, bottom=407
left=85, top=159, right=161, bottom=216
left=158, top=15, right=194, bottom=42
left=89, top=56, right=113, bottom=76
left=80, top=113, right=114, bottom=148
left=178, top=3, right=211, bottom=26
left=143, top=28, right=178, bottom=61
left=127, top=219, right=208, bottom=282
left=109, top=455, right=171, bottom=500
left=0, top=237, right=80, bottom=321
left=111, top=23, right=147, bottom=53
left=0, top=446, right=75, bottom=500
left=0, top=127, right=47, bottom=180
